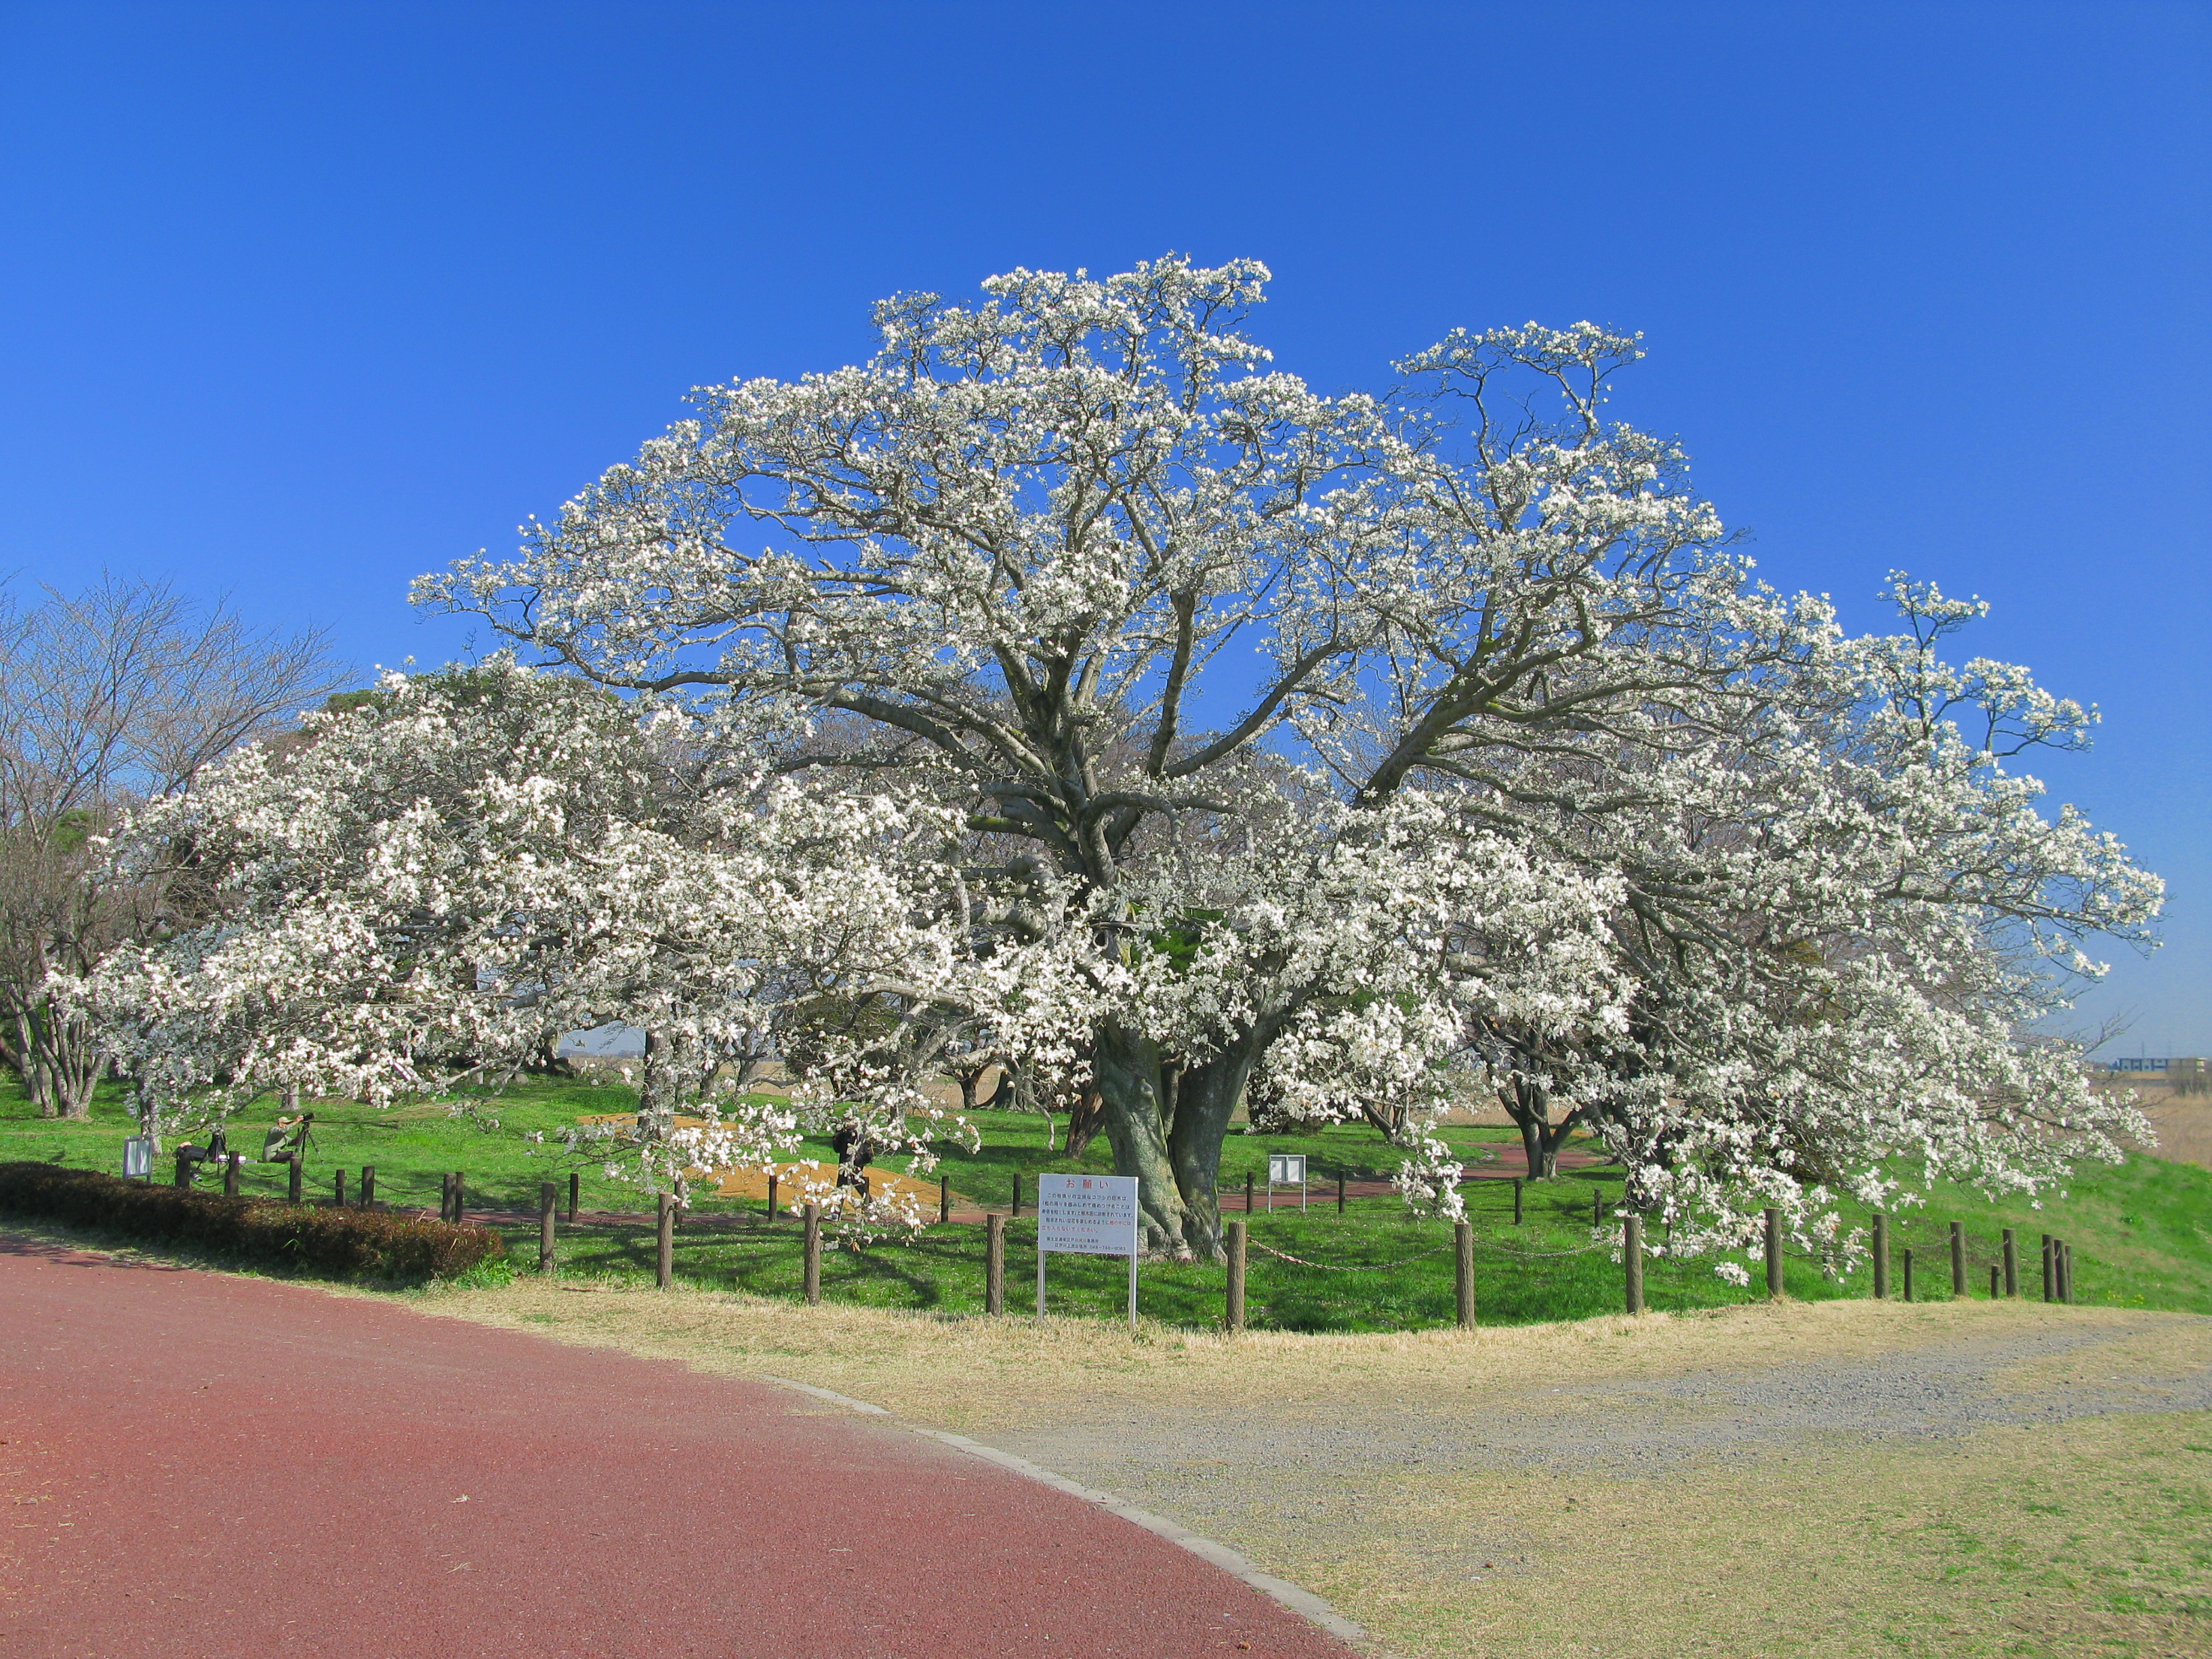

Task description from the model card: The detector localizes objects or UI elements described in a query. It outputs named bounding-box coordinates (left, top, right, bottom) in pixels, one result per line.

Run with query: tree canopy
left=75, top=257, right=2162, bottom=1271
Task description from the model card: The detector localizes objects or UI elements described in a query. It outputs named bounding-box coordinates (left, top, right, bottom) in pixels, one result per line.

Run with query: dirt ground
left=2131, top=1089, right=2212, bottom=1170
left=371, top=1279, right=2212, bottom=1659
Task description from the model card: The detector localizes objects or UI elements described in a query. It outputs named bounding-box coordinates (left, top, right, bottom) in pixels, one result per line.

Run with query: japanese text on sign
left=1036, top=1173, right=1139, bottom=1257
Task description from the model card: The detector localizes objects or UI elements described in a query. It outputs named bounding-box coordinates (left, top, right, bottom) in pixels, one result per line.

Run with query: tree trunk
left=1092, top=1021, right=1274, bottom=1263
left=13, top=1007, right=53, bottom=1116
left=1092, top=1023, right=1197, bottom=1258
left=1063, top=1084, right=1105, bottom=1160
left=1500, top=1078, right=1579, bottom=1180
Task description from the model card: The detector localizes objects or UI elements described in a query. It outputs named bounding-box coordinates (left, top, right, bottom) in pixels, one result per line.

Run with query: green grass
left=5, top=1074, right=2207, bottom=1329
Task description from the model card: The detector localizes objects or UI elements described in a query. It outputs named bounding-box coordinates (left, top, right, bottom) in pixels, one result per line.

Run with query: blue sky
left=2, top=1, right=2205, bottom=1049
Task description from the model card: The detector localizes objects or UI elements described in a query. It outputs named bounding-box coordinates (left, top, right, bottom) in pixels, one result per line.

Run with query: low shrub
left=0, top=1161, right=506, bottom=1279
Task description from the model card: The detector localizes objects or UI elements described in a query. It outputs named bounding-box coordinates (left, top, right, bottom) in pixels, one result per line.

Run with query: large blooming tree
left=404, top=255, right=2158, bottom=1264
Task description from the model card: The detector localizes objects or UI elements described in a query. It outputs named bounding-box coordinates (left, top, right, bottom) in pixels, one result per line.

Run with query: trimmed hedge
left=0, top=1162, right=506, bottom=1279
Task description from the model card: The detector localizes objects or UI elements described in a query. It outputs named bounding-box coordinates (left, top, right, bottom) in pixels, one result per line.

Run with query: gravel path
left=971, top=1313, right=2212, bottom=1525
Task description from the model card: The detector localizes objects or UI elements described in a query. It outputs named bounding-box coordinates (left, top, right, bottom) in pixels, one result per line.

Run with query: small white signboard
left=1034, top=1172, right=1141, bottom=1328
left=1268, top=1154, right=1306, bottom=1185
left=122, top=1136, right=152, bottom=1180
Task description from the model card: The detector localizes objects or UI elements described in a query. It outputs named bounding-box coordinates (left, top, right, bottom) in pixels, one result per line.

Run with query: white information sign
left=1034, top=1173, right=1141, bottom=1328
left=1268, top=1154, right=1306, bottom=1185
left=122, top=1136, right=152, bottom=1179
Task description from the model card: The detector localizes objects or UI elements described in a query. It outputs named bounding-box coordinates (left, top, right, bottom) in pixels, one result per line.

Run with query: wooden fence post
left=1903, top=1248, right=1914, bottom=1303
left=985, top=1212, right=1006, bottom=1315
left=765, top=1172, right=778, bottom=1219
left=1990, top=1263, right=2000, bottom=1298
left=1592, top=1187, right=1602, bottom=1229
left=334, top=1169, right=347, bottom=1208
left=1454, top=1220, right=1476, bottom=1329
left=1872, top=1214, right=1889, bottom=1299
left=2003, top=1228, right=2018, bottom=1297
left=1225, top=1219, right=1247, bottom=1332
left=802, top=1203, right=821, bottom=1305
left=567, top=1172, right=579, bottom=1224
left=361, top=1165, right=375, bottom=1210
left=174, top=1149, right=192, bottom=1189
left=1624, top=1215, right=1644, bottom=1315
left=1949, top=1221, right=1965, bottom=1297
left=1336, top=1171, right=1346, bottom=1216
left=656, top=1193, right=674, bottom=1290
left=539, top=1182, right=556, bottom=1275
left=2041, top=1233, right=2054, bottom=1302
left=287, top=1155, right=302, bottom=1204
left=1764, top=1207, right=1783, bottom=1300
left=1512, top=1177, right=1523, bottom=1226
left=939, top=1172, right=950, bottom=1225
left=1244, top=1171, right=1254, bottom=1215
left=451, top=1172, right=464, bottom=1221
left=2057, top=1240, right=2072, bottom=1304
left=223, top=1154, right=241, bottom=1200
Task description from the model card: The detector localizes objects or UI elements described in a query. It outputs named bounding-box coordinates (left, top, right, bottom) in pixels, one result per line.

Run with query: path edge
left=766, top=1375, right=1368, bottom=1648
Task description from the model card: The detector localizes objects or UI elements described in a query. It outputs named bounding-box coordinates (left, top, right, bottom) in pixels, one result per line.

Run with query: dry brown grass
left=394, top=1281, right=2211, bottom=1658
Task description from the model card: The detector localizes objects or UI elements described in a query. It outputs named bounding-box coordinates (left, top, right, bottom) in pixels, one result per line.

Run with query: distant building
left=2098, top=1056, right=2205, bottom=1077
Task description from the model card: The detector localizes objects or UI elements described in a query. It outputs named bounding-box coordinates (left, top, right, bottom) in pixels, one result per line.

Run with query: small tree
left=0, top=577, right=341, bottom=1120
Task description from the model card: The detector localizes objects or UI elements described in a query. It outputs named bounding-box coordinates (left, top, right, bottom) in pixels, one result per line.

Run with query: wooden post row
left=985, top=1212, right=1006, bottom=1315
left=802, top=1203, right=821, bottom=1305
left=1225, top=1219, right=1247, bottom=1332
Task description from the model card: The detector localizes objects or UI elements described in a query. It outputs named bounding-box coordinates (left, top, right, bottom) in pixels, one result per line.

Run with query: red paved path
left=0, top=1237, right=1351, bottom=1659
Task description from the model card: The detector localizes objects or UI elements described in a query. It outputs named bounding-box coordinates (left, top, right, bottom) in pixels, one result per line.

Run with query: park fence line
left=159, top=1149, right=2091, bottom=1328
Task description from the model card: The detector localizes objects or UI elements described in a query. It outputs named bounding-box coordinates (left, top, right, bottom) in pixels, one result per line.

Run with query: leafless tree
left=0, top=577, right=346, bottom=1118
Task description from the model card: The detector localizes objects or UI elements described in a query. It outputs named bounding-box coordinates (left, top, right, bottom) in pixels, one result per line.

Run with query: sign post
left=1268, top=1153, right=1307, bottom=1214
left=122, top=1136, right=152, bottom=1181
left=1035, top=1173, right=1141, bottom=1330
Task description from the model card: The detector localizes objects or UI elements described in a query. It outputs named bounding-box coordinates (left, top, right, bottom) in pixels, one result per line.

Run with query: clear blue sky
left=3, top=2, right=2205, bottom=1050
